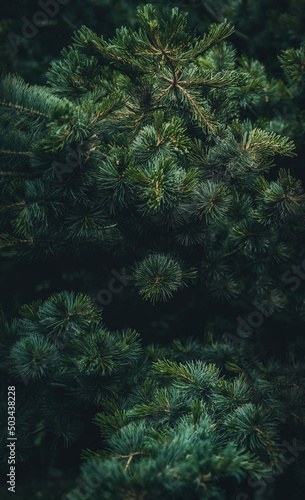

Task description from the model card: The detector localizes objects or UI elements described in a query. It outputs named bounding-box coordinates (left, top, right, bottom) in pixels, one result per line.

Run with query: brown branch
left=0, top=100, right=51, bottom=119
left=124, top=454, right=134, bottom=471
left=176, top=84, right=217, bottom=132
left=0, top=150, right=30, bottom=155
left=153, top=84, right=174, bottom=105
left=0, top=201, right=25, bottom=210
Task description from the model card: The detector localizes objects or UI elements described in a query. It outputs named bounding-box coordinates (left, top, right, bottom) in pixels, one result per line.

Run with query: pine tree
left=1, top=291, right=304, bottom=499
left=0, top=292, right=143, bottom=468
left=1, top=4, right=304, bottom=312
left=2, top=0, right=305, bottom=87
left=1, top=4, right=305, bottom=499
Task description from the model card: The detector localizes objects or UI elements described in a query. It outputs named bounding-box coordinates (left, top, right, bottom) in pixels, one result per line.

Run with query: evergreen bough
left=1, top=4, right=305, bottom=499
left=1, top=291, right=304, bottom=499
left=1, top=5, right=304, bottom=310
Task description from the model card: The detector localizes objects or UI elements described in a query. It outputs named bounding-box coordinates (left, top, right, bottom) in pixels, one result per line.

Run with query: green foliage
left=0, top=292, right=143, bottom=468
left=1, top=3, right=305, bottom=499
left=279, top=43, right=305, bottom=87
left=1, top=290, right=304, bottom=497
left=0, top=4, right=303, bottom=313
left=75, top=332, right=305, bottom=499
left=132, top=254, right=197, bottom=303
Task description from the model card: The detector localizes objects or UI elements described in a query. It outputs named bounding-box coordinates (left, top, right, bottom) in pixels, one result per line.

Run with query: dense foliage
left=1, top=5, right=304, bottom=312
left=1, top=291, right=305, bottom=499
left=0, top=3, right=305, bottom=500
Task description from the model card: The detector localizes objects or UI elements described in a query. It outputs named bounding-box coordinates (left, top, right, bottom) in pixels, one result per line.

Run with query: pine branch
left=0, top=100, right=51, bottom=120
